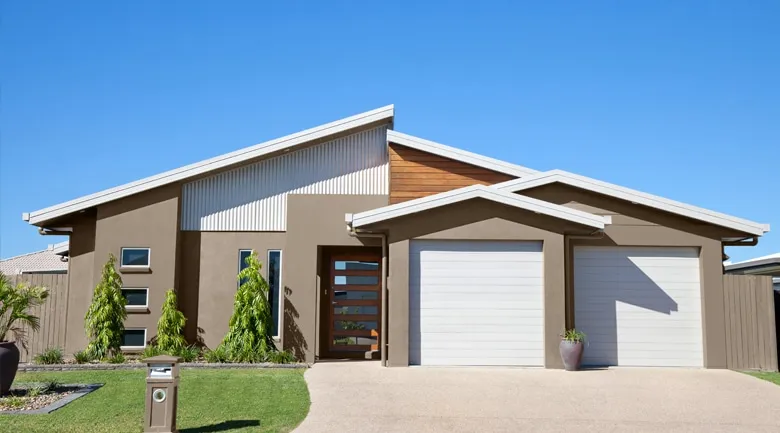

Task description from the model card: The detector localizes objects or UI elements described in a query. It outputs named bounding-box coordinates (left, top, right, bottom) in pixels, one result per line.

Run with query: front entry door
left=328, top=253, right=382, bottom=357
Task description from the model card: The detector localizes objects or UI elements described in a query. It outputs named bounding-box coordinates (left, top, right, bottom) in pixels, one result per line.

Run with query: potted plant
left=0, top=273, right=49, bottom=394
left=559, top=329, right=586, bottom=371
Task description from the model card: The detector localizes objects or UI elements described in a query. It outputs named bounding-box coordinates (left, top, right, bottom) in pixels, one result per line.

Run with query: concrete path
left=295, top=361, right=780, bottom=432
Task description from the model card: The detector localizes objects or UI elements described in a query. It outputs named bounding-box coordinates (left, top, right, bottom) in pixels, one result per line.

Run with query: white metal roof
left=387, top=130, right=538, bottom=178
left=725, top=252, right=780, bottom=272
left=24, top=105, right=395, bottom=226
left=349, top=184, right=609, bottom=229
left=495, top=170, right=770, bottom=237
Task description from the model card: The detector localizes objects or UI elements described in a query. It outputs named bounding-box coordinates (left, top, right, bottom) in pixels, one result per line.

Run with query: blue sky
left=1, top=1, right=778, bottom=262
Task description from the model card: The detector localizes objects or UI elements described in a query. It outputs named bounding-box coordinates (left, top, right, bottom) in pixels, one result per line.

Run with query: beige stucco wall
left=63, top=214, right=97, bottom=354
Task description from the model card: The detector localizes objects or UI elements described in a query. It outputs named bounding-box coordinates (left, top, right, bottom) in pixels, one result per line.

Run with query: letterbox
left=143, top=354, right=181, bottom=433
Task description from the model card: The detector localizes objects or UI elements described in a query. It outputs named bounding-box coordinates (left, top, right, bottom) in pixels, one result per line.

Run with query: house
left=22, top=105, right=771, bottom=368
left=725, top=253, right=780, bottom=291
left=0, top=241, right=69, bottom=275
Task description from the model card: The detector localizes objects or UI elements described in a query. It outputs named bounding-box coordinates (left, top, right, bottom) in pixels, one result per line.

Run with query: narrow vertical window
left=238, top=249, right=252, bottom=287
left=268, top=250, right=282, bottom=338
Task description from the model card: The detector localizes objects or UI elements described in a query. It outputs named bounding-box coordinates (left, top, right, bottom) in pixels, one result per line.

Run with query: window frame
left=121, top=287, right=149, bottom=310
left=120, top=247, right=151, bottom=268
left=268, top=249, right=283, bottom=339
left=120, top=328, right=147, bottom=350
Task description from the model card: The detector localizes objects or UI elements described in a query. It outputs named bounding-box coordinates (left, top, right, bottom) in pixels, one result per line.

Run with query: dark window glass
left=334, top=261, right=379, bottom=271
left=122, top=289, right=148, bottom=307
left=334, top=321, right=378, bottom=331
left=238, top=250, right=252, bottom=287
left=121, top=248, right=150, bottom=267
left=333, top=290, right=378, bottom=300
left=334, top=306, right=378, bottom=315
left=268, top=250, right=282, bottom=337
left=334, top=275, right=378, bottom=285
left=122, top=329, right=146, bottom=347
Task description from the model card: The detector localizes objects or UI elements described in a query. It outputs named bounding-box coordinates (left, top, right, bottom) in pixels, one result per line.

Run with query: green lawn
left=745, top=371, right=780, bottom=386
left=0, top=368, right=310, bottom=433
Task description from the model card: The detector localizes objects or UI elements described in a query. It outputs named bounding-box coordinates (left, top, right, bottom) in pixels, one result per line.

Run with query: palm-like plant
left=0, top=272, right=49, bottom=351
left=84, top=254, right=127, bottom=359
left=156, top=289, right=187, bottom=354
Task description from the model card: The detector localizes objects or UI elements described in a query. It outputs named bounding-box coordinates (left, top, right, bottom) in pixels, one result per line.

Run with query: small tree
left=85, top=254, right=127, bottom=359
left=220, top=251, right=274, bottom=362
left=156, top=289, right=187, bottom=353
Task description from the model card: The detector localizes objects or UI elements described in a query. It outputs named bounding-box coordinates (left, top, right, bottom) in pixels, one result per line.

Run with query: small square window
left=121, top=329, right=147, bottom=349
left=122, top=288, right=148, bottom=308
left=120, top=248, right=151, bottom=267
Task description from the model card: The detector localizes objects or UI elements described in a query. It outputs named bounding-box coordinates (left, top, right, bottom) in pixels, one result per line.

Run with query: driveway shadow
left=180, top=420, right=260, bottom=432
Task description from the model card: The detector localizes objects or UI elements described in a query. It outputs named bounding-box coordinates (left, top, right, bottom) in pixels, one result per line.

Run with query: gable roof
left=0, top=242, right=69, bottom=275
left=24, top=105, right=395, bottom=226
left=495, top=170, right=770, bottom=237
left=348, top=184, right=609, bottom=229
left=387, top=130, right=537, bottom=178
left=725, top=253, right=780, bottom=274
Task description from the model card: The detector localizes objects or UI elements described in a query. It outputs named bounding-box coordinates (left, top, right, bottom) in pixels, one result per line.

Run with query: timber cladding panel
left=388, top=143, right=514, bottom=204
left=723, top=275, right=778, bottom=371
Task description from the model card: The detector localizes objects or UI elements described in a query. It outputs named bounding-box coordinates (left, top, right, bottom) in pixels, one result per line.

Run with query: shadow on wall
left=576, top=256, right=679, bottom=366
left=284, top=286, right=308, bottom=361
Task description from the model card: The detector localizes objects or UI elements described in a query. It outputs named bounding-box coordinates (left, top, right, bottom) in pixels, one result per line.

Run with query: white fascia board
left=351, top=184, right=607, bottom=229
left=387, top=130, right=538, bottom=178
left=26, top=105, right=395, bottom=226
left=495, top=170, right=771, bottom=236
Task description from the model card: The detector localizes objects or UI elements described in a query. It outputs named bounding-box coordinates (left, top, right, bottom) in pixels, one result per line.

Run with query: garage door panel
left=410, top=240, right=544, bottom=366
left=574, top=246, right=703, bottom=367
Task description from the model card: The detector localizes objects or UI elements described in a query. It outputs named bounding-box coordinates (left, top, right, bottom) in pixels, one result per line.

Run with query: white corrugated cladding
left=574, top=246, right=704, bottom=367
left=409, top=240, right=545, bottom=366
left=181, top=126, right=388, bottom=231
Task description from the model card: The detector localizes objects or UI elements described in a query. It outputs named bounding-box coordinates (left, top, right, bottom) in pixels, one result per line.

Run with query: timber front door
left=328, top=254, right=382, bottom=357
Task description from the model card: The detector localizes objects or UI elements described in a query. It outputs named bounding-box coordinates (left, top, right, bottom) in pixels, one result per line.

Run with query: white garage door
left=574, top=246, right=703, bottom=367
left=409, top=240, right=544, bottom=366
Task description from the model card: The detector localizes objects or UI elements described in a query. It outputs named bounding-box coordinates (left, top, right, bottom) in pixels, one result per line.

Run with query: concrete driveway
left=295, top=361, right=780, bottom=433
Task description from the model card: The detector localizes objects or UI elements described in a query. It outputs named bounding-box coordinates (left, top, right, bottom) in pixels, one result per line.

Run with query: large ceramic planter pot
left=559, top=340, right=584, bottom=371
left=0, top=341, right=20, bottom=395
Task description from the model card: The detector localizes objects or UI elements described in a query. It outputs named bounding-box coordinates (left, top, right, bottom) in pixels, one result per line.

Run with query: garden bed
left=18, top=362, right=310, bottom=372
left=1, top=383, right=101, bottom=415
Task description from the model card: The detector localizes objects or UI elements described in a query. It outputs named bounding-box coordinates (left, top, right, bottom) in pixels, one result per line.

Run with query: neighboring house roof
left=24, top=105, right=396, bottom=226
left=495, top=170, right=770, bottom=237
left=725, top=252, right=780, bottom=275
left=0, top=241, right=69, bottom=275
left=348, top=184, right=609, bottom=229
left=387, top=130, right=537, bottom=178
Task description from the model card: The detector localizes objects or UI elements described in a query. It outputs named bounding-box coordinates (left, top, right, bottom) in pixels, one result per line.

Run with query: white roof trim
left=25, top=105, right=395, bottom=225
left=387, top=130, right=537, bottom=178
left=350, top=184, right=608, bottom=229
left=725, top=253, right=780, bottom=272
left=495, top=170, right=770, bottom=237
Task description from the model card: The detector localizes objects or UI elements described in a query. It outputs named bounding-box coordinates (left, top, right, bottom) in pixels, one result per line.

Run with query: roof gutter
left=346, top=214, right=389, bottom=367
left=722, top=236, right=759, bottom=247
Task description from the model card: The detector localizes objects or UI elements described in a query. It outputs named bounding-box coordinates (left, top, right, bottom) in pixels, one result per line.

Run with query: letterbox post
left=143, top=354, right=182, bottom=433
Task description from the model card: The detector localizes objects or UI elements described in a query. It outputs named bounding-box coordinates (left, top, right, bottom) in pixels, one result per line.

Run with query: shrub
left=561, top=329, right=587, bottom=343
left=34, top=348, right=64, bottom=365
left=40, top=379, right=61, bottom=394
left=219, top=251, right=274, bottom=362
left=84, top=255, right=127, bottom=359
left=156, top=289, right=187, bottom=353
left=175, top=345, right=200, bottom=363
left=266, top=350, right=297, bottom=364
left=4, top=396, right=25, bottom=408
left=106, top=352, right=126, bottom=364
left=73, top=350, right=92, bottom=364
left=203, top=346, right=229, bottom=363
left=0, top=272, right=49, bottom=350
left=141, top=345, right=162, bottom=359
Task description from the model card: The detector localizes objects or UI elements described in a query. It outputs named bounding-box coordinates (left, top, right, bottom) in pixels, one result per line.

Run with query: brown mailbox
left=143, top=354, right=181, bottom=433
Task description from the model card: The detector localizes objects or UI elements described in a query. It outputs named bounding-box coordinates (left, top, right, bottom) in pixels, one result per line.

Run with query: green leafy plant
left=219, top=251, right=276, bottom=362
left=0, top=272, right=49, bottom=350
left=106, top=352, right=126, bottom=364
left=156, top=289, right=187, bottom=353
left=203, top=346, right=229, bottom=363
left=73, top=350, right=92, bottom=364
left=4, top=396, right=25, bottom=408
left=266, top=350, right=297, bottom=364
left=175, top=345, right=200, bottom=363
left=141, top=345, right=162, bottom=359
left=561, top=329, right=586, bottom=343
left=34, top=347, right=64, bottom=365
left=84, top=254, right=127, bottom=359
